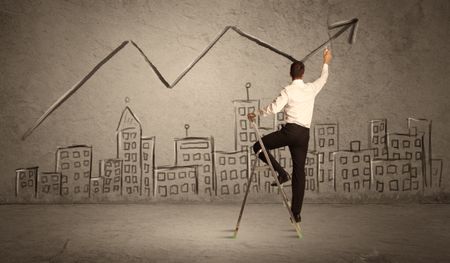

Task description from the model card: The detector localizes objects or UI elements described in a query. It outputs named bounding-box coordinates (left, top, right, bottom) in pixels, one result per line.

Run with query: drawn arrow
left=21, top=18, right=358, bottom=140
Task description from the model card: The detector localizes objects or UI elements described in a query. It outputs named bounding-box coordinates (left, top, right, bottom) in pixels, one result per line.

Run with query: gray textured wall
left=1, top=0, right=449, bottom=202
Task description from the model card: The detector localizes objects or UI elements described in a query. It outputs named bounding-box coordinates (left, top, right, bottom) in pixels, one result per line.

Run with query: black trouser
left=253, top=123, right=310, bottom=216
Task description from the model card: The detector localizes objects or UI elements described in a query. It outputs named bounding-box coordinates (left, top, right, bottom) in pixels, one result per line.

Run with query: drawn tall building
left=142, top=137, right=155, bottom=197
left=305, top=151, right=320, bottom=192
left=233, top=99, right=260, bottom=151
left=369, top=119, right=388, bottom=159
left=407, top=118, right=432, bottom=187
left=175, top=137, right=214, bottom=196
left=215, top=150, right=251, bottom=196
left=15, top=167, right=38, bottom=201
left=100, top=159, right=123, bottom=198
left=314, top=123, right=339, bottom=192
left=37, top=172, right=61, bottom=201
left=56, top=145, right=92, bottom=201
left=333, top=141, right=375, bottom=193
left=117, top=106, right=142, bottom=197
left=154, top=166, right=198, bottom=200
left=386, top=132, right=424, bottom=192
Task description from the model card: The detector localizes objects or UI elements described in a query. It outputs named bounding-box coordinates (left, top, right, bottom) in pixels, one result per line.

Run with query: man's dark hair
left=290, top=61, right=305, bottom=79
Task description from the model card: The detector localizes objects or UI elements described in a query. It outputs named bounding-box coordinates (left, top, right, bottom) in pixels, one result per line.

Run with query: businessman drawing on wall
left=248, top=48, right=332, bottom=223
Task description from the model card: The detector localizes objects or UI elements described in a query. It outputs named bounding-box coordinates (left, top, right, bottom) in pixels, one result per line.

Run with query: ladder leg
left=233, top=155, right=260, bottom=238
left=251, top=122, right=303, bottom=238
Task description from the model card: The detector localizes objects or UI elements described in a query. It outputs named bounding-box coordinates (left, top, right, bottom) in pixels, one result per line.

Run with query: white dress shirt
left=258, top=64, right=329, bottom=128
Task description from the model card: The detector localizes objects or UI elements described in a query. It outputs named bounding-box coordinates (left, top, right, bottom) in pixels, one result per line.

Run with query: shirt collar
left=292, top=79, right=304, bottom=85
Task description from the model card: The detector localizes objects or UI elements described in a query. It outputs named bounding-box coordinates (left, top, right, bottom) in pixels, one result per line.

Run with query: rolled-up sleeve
left=258, top=88, right=289, bottom=117
left=311, top=64, right=329, bottom=94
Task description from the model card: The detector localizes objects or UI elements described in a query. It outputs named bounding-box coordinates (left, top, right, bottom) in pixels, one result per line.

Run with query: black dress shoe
left=270, top=175, right=289, bottom=187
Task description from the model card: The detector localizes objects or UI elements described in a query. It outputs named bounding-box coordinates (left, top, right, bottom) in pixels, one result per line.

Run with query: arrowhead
left=328, top=18, right=359, bottom=44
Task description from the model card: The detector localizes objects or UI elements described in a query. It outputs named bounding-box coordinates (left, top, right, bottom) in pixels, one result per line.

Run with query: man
left=247, top=48, right=332, bottom=223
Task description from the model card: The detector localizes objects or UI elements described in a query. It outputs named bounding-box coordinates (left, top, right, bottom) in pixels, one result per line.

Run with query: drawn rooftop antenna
left=185, top=124, right=190, bottom=137
left=245, top=82, right=251, bottom=101
left=21, top=18, right=358, bottom=140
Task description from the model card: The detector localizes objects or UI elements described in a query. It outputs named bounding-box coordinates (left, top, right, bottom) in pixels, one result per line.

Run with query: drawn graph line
left=21, top=19, right=358, bottom=140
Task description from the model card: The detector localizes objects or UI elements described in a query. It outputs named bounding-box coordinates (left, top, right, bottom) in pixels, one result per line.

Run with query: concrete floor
left=0, top=203, right=449, bottom=263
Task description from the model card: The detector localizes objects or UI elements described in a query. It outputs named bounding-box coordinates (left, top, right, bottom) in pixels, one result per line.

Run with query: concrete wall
left=1, top=0, right=449, bottom=203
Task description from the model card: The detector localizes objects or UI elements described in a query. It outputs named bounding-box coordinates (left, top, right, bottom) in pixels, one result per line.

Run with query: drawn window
left=380, top=136, right=386, bottom=144
left=373, top=125, right=379, bottom=133
left=204, top=153, right=211, bottom=161
left=205, top=176, right=211, bottom=185
left=188, top=171, right=196, bottom=178
left=392, top=139, right=399, bottom=148
left=51, top=174, right=59, bottom=182
left=402, top=164, right=410, bottom=173
left=170, top=185, right=178, bottom=195
left=238, top=107, right=246, bottom=116
left=132, top=176, right=137, bottom=183
left=329, top=152, right=334, bottom=162
left=352, top=168, right=359, bottom=177
left=143, top=142, right=149, bottom=149
left=376, top=165, right=383, bottom=175
left=131, top=142, right=137, bottom=149
left=220, top=171, right=227, bottom=181
left=115, top=168, right=121, bottom=176
left=84, top=150, right=90, bottom=157
left=342, top=169, right=348, bottom=179
left=363, top=167, right=370, bottom=176
left=73, top=151, right=80, bottom=158
left=59, top=151, right=69, bottom=159
left=411, top=167, right=417, bottom=178
left=229, top=157, right=236, bottom=165
left=318, top=153, right=324, bottom=164
left=343, top=182, right=350, bottom=192
left=387, top=165, right=397, bottom=174
left=240, top=120, right=247, bottom=130
left=380, top=122, right=385, bottom=130
left=61, top=163, right=70, bottom=170
left=340, top=156, right=348, bottom=165
left=308, top=168, right=314, bottom=177
left=354, top=181, right=360, bottom=190
left=74, top=162, right=81, bottom=168
left=415, top=152, right=422, bottom=160
left=181, top=183, right=189, bottom=193
left=248, top=106, right=255, bottom=113
left=124, top=176, right=130, bottom=183
left=327, top=127, right=335, bottom=135
left=230, top=170, right=238, bottom=180
left=249, top=132, right=256, bottom=142
left=328, top=139, right=335, bottom=146
left=405, top=152, right=412, bottom=160
left=122, top=133, right=130, bottom=140
left=132, top=153, right=137, bottom=162
left=143, top=153, right=149, bottom=161
left=84, top=171, right=90, bottom=178
left=240, top=132, right=248, bottom=142
left=130, top=133, right=137, bottom=139
left=415, top=139, right=422, bottom=147
left=353, top=155, right=360, bottom=163
left=219, top=157, right=226, bottom=165
left=389, top=180, right=399, bottom=191
left=318, top=128, right=324, bottom=135
left=240, top=170, right=247, bottom=179
left=309, top=157, right=315, bottom=165
left=83, top=160, right=90, bottom=167
left=193, top=153, right=201, bottom=161
left=403, top=140, right=410, bottom=148
left=131, top=165, right=136, bottom=173
left=372, top=136, right=379, bottom=144
left=125, top=153, right=131, bottom=161
left=124, top=142, right=130, bottom=150
left=233, top=184, right=240, bottom=194
left=393, top=153, right=401, bottom=159
left=203, top=165, right=210, bottom=173
left=182, top=154, right=190, bottom=162
left=319, top=138, right=325, bottom=147
left=41, top=176, right=48, bottom=184
left=114, top=176, right=120, bottom=183
left=124, top=165, right=130, bottom=173
left=74, top=186, right=80, bottom=193
left=364, top=155, right=370, bottom=163
left=158, top=186, right=167, bottom=197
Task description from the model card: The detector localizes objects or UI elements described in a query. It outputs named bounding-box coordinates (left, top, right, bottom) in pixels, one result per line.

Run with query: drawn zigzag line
left=22, top=20, right=358, bottom=140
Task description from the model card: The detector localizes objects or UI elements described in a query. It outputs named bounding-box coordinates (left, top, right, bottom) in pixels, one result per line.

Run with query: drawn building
left=142, top=136, right=155, bottom=197
left=233, top=99, right=260, bottom=152
left=154, top=166, right=198, bottom=199
left=407, top=118, right=432, bottom=187
left=314, top=123, right=339, bottom=192
left=37, top=172, right=61, bottom=201
left=369, top=119, right=388, bottom=159
left=100, top=159, right=122, bottom=197
left=117, top=106, right=142, bottom=197
left=430, top=159, right=443, bottom=189
left=305, top=151, right=320, bottom=192
left=215, top=150, right=251, bottom=196
left=371, top=159, right=421, bottom=196
left=90, top=177, right=104, bottom=199
left=175, top=137, right=214, bottom=196
left=386, top=132, right=424, bottom=191
left=56, top=145, right=92, bottom=201
left=15, top=167, right=38, bottom=201
left=333, top=141, right=375, bottom=193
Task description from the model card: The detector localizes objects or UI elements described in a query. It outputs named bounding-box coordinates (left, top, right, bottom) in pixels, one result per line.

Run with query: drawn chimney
left=185, top=124, right=190, bottom=137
